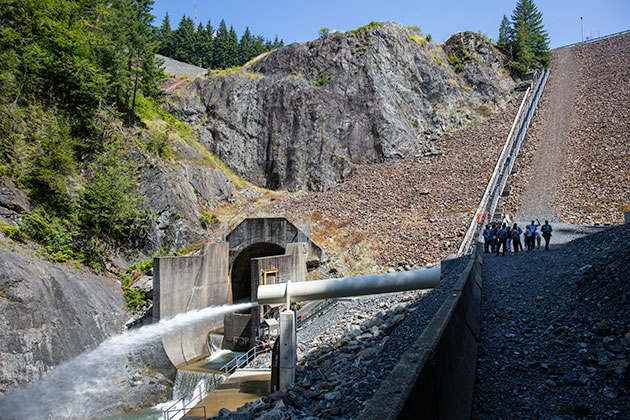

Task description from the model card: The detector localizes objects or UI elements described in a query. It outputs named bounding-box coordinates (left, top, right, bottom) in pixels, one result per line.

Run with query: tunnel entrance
left=230, top=242, right=285, bottom=303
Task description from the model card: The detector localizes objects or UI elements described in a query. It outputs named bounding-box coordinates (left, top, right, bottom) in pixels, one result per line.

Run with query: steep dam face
left=166, top=23, right=516, bottom=191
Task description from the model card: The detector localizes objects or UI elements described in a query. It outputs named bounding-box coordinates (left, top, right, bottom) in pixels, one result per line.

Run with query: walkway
left=471, top=222, right=628, bottom=420
left=515, top=47, right=578, bottom=223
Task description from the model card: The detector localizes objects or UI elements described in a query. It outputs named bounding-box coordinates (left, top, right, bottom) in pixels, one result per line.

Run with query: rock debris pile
left=472, top=223, right=629, bottom=419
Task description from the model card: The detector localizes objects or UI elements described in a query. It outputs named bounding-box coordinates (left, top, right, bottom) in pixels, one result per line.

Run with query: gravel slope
left=505, top=34, right=630, bottom=225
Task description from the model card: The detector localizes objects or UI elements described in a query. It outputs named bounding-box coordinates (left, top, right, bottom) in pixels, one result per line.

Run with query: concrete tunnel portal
left=230, top=242, right=285, bottom=304
left=153, top=217, right=324, bottom=365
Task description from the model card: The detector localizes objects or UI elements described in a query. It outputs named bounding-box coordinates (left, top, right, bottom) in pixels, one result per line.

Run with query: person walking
left=525, top=225, right=533, bottom=251
left=506, top=225, right=513, bottom=252
left=541, top=220, right=553, bottom=250
left=535, top=230, right=542, bottom=249
left=482, top=224, right=492, bottom=254
left=512, top=223, right=523, bottom=253
left=496, top=223, right=508, bottom=256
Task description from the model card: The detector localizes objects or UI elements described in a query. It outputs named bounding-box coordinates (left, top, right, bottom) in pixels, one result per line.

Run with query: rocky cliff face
left=167, top=23, right=515, bottom=191
left=0, top=238, right=176, bottom=413
left=0, top=240, right=125, bottom=396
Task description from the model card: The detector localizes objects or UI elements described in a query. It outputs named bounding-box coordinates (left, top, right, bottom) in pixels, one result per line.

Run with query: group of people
left=483, top=219, right=553, bottom=256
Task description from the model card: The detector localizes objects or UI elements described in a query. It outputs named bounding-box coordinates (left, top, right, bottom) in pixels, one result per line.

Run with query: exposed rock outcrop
left=137, top=151, right=235, bottom=254
left=0, top=240, right=125, bottom=396
left=0, top=238, right=177, bottom=415
left=167, top=23, right=515, bottom=191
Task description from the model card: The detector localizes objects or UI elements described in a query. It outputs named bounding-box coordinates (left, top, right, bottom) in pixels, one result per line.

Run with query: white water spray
left=0, top=302, right=257, bottom=419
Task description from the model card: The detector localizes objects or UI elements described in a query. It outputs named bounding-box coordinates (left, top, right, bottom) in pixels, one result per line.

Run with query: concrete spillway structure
left=154, top=217, right=322, bottom=367
left=257, top=267, right=441, bottom=390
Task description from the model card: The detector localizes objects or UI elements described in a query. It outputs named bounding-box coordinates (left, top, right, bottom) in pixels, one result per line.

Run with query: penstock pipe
left=257, top=267, right=440, bottom=305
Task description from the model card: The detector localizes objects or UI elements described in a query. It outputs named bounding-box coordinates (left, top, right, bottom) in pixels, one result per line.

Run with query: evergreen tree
left=497, top=15, right=511, bottom=54
left=202, top=19, right=214, bottom=68
left=157, top=12, right=173, bottom=56
left=173, top=15, right=196, bottom=64
left=213, top=19, right=229, bottom=68
left=195, top=23, right=206, bottom=67
left=508, top=0, right=550, bottom=71
left=225, top=26, right=240, bottom=68
left=239, top=27, right=253, bottom=65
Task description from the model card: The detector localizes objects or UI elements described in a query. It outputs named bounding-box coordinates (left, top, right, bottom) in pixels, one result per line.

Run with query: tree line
left=497, top=0, right=550, bottom=73
left=156, top=13, right=284, bottom=69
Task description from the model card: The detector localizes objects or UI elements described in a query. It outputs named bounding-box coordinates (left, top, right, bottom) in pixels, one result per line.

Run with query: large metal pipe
left=257, top=267, right=440, bottom=305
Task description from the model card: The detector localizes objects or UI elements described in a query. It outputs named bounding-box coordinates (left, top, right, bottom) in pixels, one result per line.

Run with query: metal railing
left=163, top=344, right=271, bottom=420
left=218, top=344, right=269, bottom=375
left=554, top=29, right=630, bottom=50
left=163, top=375, right=218, bottom=420
left=458, top=69, right=549, bottom=256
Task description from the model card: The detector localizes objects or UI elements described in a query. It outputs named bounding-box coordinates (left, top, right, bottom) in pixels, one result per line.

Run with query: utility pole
left=581, top=17, right=584, bottom=43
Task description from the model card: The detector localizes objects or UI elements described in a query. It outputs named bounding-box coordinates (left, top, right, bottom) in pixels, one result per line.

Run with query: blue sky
left=152, top=0, right=630, bottom=49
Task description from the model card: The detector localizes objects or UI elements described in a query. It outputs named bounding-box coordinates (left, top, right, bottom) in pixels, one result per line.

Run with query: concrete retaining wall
left=154, top=242, right=230, bottom=367
left=357, top=244, right=484, bottom=420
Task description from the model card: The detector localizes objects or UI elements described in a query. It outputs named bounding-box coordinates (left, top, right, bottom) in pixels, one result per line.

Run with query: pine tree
left=157, top=12, right=173, bottom=56
left=239, top=27, right=253, bottom=65
left=508, top=0, right=550, bottom=71
left=213, top=19, right=229, bottom=68
left=202, top=19, right=214, bottom=68
left=497, top=15, right=511, bottom=54
left=173, top=15, right=196, bottom=64
left=226, top=26, right=240, bottom=68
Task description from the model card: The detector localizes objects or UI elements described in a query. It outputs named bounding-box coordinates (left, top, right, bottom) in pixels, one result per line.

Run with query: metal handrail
left=218, top=344, right=269, bottom=375
left=163, top=374, right=220, bottom=420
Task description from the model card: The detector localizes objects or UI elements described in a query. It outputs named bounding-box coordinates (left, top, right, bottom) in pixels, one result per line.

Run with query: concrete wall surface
left=154, top=242, right=230, bottom=367
left=357, top=245, right=483, bottom=420
left=227, top=218, right=322, bottom=264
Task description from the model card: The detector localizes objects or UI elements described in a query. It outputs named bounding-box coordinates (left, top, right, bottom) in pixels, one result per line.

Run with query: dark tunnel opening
left=231, top=242, right=285, bottom=304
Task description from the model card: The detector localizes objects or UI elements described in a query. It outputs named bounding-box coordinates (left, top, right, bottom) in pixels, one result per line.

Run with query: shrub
left=21, top=207, right=76, bottom=261
left=409, top=36, right=426, bottom=46
left=350, top=21, right=382, bottom=35
left=448, top=52, right=465, bottom=73
left=426, top=34, right=432, bottom=42
left=119, top=272, right=148, bottom=311
left=313, top=73, right=333, bottom=87
left=0, top=221, right=23, bottom=241
left=80, top=139, right=151, bottom=240
left=318, top=27, right=330, bottom=38
left=200, top=208, right=220, bottom=229
left=433, top=57, right=444, bottom=66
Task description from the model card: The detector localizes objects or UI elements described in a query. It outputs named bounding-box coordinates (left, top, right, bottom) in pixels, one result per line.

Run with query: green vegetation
left=407, top=25, right=422, bottom=34
left=448, top=52, right=467, bottom=73
left=157, top=15, right=283, bottom=69
left=313, top=73, right=333, bottom=87
left=410, top=35, right=427, bottom=46
left=0, top=0, right=164, bottom=268
left=319, top=27, right=330, bottom=38
left=349, top=21, right=382, bottom=35
left=0, top=221, right=23, bottom=242
left=433, top=57, right=444, bottom=66
left=498, top=0, right=550, bottom=72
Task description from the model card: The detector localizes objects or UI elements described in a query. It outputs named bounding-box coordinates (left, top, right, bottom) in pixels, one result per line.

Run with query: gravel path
left=515, top=47, right=577, bottom=222
left=472, top=223, right=629, bottom=420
